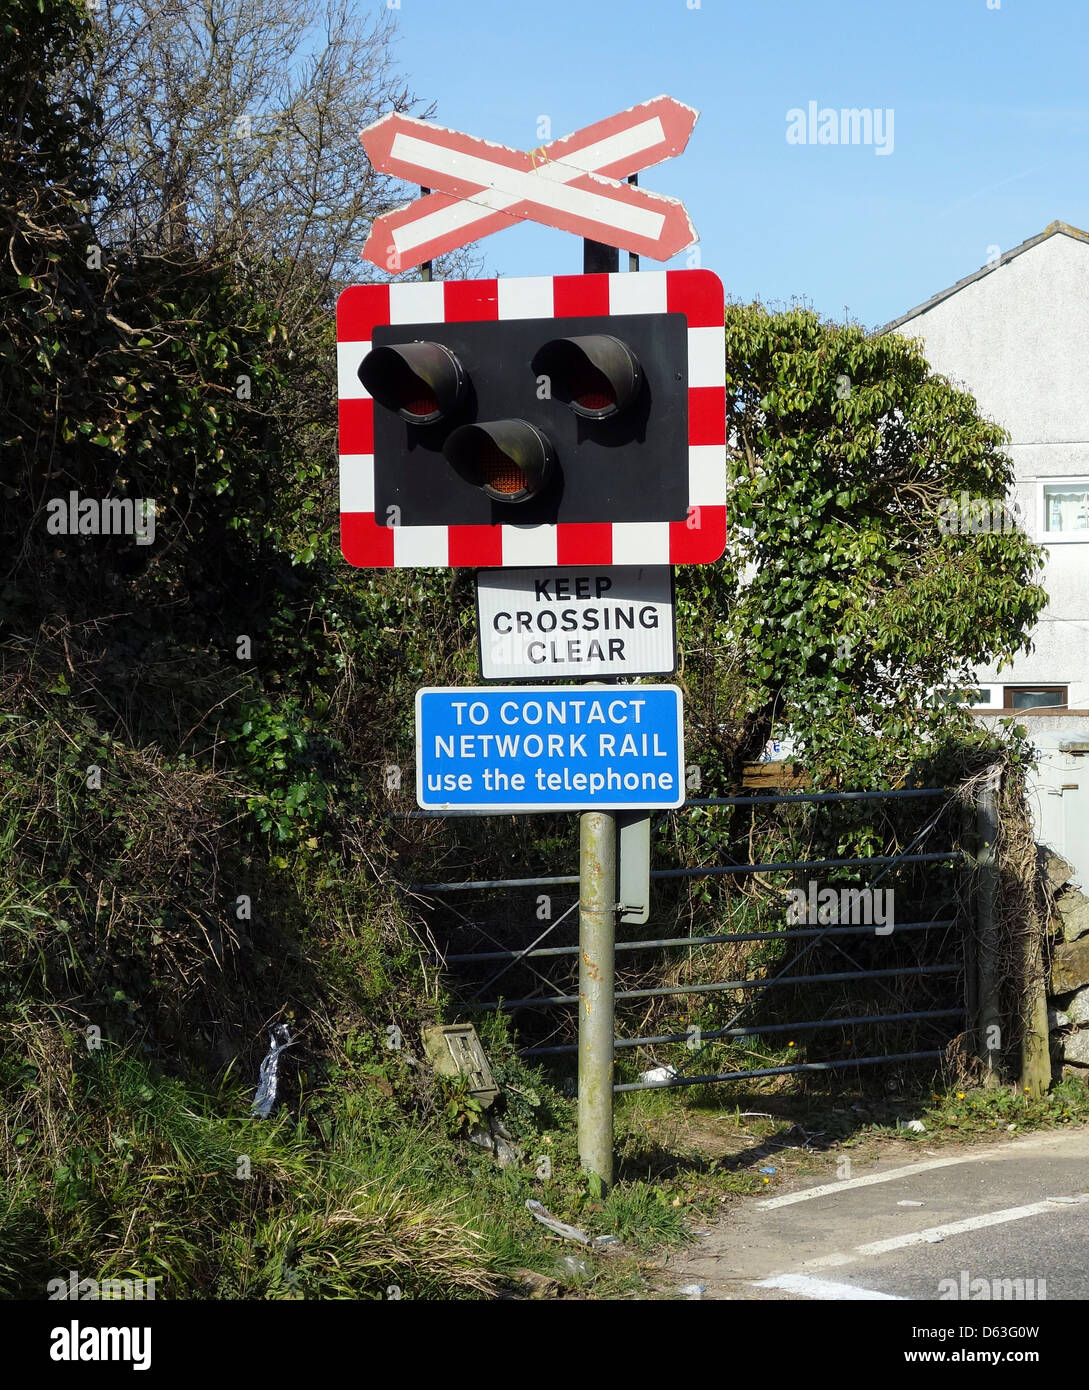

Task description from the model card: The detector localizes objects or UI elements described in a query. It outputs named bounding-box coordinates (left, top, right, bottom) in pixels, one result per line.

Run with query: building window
left=1003, top=686, right=1067, bottom=711
left=1041, top=480, right=1089, bottom=537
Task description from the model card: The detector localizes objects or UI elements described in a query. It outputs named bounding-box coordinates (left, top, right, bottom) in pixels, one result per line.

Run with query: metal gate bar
left=614, top=1049, right=949, bottom=1092
left=393, top=787, right=951, bottom=819
left=520, top=1007, right=966, bottom=1056
left=444, top=919, right=955, bottom=963
left=684, top=789, right=949, bottom=807
left=475, top=963, right=960, bottom=1010
left=412, top=850, right=960, bottom=894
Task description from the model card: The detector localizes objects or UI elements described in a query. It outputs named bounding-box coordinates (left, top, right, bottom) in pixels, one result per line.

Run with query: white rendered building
left=887, top=222, right=1089, bottom=884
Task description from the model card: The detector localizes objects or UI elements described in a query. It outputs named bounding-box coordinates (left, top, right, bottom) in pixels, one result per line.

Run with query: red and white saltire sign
left=360, top=96, right=699, bottom=271
left=337, top=268, right=726, bottom=569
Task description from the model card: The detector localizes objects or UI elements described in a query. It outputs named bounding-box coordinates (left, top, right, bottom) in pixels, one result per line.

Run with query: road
left=664, top=1127, right=1089, bottom=1300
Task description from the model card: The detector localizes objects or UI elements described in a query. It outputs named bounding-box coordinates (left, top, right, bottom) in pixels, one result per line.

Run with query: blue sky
left=380, top=0, right=1089, bottom=328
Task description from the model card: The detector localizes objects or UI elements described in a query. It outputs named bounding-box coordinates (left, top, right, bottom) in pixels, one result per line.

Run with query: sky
left=376, top=0, right=1089, bottom=328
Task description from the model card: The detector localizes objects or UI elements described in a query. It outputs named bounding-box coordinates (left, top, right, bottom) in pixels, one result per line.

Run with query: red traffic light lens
left=358, top=341, right=465, bottom=425
left=444, top=421, right=555, bottom=504
left=531, top=334, right=642, bottom=420
left=568, top=363, right=615, bottom=414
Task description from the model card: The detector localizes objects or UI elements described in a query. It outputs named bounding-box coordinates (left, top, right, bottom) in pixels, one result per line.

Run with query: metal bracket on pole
left=583, top=238, right=619, bottom=274
left=627, top=173, right=639, bottom=272
left=420, top=186, right=432, bottom=281
left=617, top=810, right=651, bottom=925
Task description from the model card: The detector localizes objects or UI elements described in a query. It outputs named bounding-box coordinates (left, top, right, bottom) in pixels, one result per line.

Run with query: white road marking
left=757, top=1150, right=1007, bottom=1210
left=754, top=1273, right=904, bottom=1301
left=852, top=1195, right=1089, bottom=1257
left=790, top=1193, right=1089, bottom=1273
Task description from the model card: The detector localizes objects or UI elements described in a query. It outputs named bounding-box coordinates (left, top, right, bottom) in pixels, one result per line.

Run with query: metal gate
left=403, top=786, right=967, bottom=1093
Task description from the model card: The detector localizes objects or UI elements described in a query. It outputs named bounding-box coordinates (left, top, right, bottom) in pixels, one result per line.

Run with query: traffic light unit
left=337, top=270, right=725, bottom=568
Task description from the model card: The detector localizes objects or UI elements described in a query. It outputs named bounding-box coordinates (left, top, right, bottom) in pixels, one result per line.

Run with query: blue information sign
left=416, top=685, right=684, bottom=811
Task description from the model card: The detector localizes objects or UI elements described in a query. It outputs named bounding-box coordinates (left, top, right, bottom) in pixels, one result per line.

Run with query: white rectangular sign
left=476, top=566, right=676, bottom=680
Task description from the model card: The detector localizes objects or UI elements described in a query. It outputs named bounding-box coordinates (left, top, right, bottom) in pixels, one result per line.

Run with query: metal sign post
left=578, top=808, right=617, bottom=1188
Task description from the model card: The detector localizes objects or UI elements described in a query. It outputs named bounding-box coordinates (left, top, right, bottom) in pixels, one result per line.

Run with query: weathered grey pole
left=1020, top=919, right=1051, bottom=1098
left=976, top=764, right=1003, bottom=1084
left=578, top=808, right=617, bottom=1188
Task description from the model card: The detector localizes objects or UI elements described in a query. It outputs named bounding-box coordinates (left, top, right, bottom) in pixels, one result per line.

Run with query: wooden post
left=976, top=763, right=1003, bottom=1084
left=1020, top=923, right=1052, bottom=1098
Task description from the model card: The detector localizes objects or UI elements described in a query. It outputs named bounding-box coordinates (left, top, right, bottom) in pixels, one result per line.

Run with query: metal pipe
left=613, top=1049, right=949, bottom=1092
left=474, top=963, right=961, bottom=1010
left=650, top=852, right=960, bottom=881
left=627, top=174, right=639, bottom=272
left=410, top=851, right=961, bottom=894
left=577, top=810, right=616, bottom=1190
left=390, top=787, right=951, bottom=818
left=520, top=1008, right=966, bottom=1056
left=583, top=238, right=619, bottom=274
left=443, top=920, right=956, bottom=963
left=412, top=873, right=580, bottom=892
left=683, top=788, right=949, bottom=807
left=419, top=186, right=432, bottom=281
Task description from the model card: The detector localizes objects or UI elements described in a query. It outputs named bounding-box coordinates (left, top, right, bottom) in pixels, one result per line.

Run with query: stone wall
left=1043, top=849, right=1089, bottom=1073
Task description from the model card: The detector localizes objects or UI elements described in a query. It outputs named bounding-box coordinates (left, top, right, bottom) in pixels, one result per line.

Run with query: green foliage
left=437, top=1074, right=486, bottom=1138
left=227, top=696, right=331, bottom=842
left=917, top=1078, right=1089, bottom=1137
left=595, top=1183, right=693, bottom=1251
left=0, top=1041, right=499, bottom=1299
left=718, top=301, right=1048, bottom=783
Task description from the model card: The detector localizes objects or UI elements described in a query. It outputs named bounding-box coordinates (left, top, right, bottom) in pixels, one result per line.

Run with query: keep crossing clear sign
left=476, top=566, right=676, bottom=679
left=416, top=685, right=684, bottom=811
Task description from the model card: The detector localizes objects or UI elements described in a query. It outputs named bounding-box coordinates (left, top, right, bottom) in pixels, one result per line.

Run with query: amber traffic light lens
left=480, top=441, right=526, bottom=496
left=444, top=421, right=555, bottom=503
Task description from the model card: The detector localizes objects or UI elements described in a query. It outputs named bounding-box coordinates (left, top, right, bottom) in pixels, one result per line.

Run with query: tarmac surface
left=663, top=1127, right=1089, bottom=1301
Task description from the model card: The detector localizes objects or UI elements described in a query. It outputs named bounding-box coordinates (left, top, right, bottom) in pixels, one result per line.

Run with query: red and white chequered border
left=337, top=269, right=725, bottom=568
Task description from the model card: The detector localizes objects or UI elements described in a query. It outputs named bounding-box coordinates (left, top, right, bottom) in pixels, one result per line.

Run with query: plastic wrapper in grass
left=252, top=1024, right=292, bottom=1119
left=526, top=1200, right=621, bottom=1249
left=639, top=1065, right=679, bottom=1086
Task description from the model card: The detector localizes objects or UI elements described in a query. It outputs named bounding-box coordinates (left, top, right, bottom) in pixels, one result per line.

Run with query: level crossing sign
left=475, top=565, right=675, bottom=679
left=360, top=96, right=699, bottom=271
